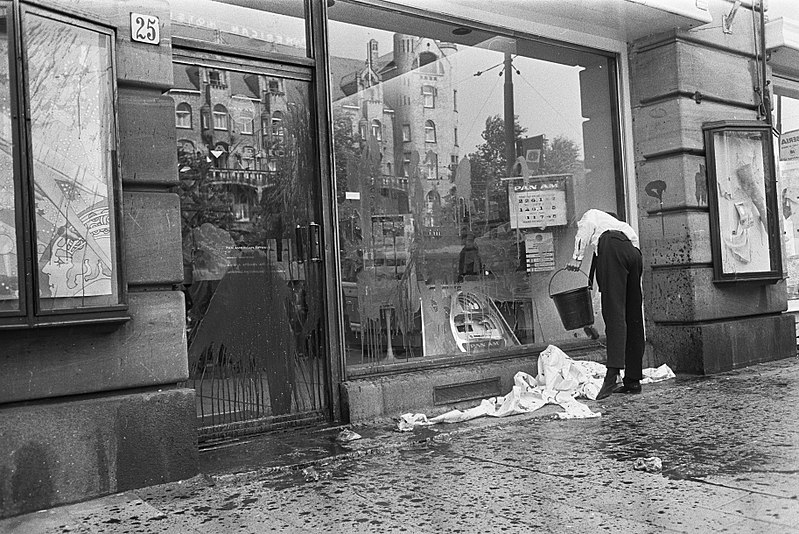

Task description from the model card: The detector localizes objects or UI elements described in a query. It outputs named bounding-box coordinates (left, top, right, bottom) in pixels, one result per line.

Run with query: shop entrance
left=168, top=54, right=330, bottom=440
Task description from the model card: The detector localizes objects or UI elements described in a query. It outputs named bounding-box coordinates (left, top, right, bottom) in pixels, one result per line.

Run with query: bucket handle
left=548, top=268, right=590, bottom=298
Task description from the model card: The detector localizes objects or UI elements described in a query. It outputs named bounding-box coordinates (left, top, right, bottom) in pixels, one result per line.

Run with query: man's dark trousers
left=595, top=230, right=644, bottom=382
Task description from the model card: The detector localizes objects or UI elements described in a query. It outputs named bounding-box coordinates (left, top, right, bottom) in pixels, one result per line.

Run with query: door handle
left=295, top=224, right=305, bottom=263
left=309, top=222, right=321, bottom=262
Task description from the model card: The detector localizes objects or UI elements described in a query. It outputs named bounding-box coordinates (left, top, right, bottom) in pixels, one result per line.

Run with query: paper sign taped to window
left=508, top=177, right=568, bottom=229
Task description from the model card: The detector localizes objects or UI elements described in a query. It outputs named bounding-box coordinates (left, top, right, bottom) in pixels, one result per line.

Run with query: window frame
left=175, top=102, right=192, bottom=129
left=422, top=85, right=435, bottom=108
left=212, top=104, right=229, bottom=130
left=239, top=108, right=253, bottom=135
left=424, top=119, right=436, bottom=143
left=0, top=2, right=128, bottom=329
left=371, top=119, right=381, bottom=141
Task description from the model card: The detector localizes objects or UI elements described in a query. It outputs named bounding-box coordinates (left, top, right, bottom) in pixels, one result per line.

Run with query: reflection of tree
left=176, top=148, right=235, bottom=237
left=540, top=136, right=580, bottom=175
left=468, top=114, right=526, bottom=227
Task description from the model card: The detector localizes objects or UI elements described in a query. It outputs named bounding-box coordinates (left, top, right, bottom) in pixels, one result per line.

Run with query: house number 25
left=130, top=12, right=160, bottom=45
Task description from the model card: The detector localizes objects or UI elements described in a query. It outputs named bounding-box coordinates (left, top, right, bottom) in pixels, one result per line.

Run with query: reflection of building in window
left=330, top=32, right=459, bottom=234
left=425, top=120, right=436, bottom=142
left=371, top=119, right=382, bottom=141
left=175, top=102, right=192, bottom=129
left=213, top=104, right=228, bottom=130
left=422, top=85, right=435, bottom=108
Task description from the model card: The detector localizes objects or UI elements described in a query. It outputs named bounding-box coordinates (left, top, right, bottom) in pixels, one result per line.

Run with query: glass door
left=168, top=58, right=329, bottom=437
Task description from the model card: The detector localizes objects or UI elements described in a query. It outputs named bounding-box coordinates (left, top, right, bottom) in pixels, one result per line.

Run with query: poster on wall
left=524, top=232, right=555, bottom=272
left=781, top=128, right=799, bottom=161
left=703, top=121, right=782, bottom=282
left=507, top=176, right=568, bottom=229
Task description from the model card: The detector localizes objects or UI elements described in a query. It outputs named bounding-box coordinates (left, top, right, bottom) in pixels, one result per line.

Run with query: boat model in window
left=449, top=290, right=519, bottom=353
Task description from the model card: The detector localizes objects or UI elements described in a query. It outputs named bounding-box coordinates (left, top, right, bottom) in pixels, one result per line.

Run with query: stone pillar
left=629, top=3, right=796, bottom=373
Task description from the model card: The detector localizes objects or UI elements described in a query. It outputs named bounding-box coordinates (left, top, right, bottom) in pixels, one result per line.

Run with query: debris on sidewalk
left=641, top=364, right=676, bottom=384
left=397, top=344, right=676, bottom=431
left=335, top=428, right=362, bottom=443
left=633, top=457, right=663, bottom=472
left=302, top=466, right=331, bottom=482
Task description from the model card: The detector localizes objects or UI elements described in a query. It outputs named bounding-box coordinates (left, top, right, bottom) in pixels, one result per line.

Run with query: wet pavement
left=3, top=356, right=799, bottom=533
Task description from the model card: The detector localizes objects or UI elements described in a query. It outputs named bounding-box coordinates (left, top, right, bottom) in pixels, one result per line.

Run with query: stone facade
left=629, top=1, right=796, bottom=373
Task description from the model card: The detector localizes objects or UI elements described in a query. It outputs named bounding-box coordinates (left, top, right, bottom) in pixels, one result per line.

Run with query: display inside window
left=0, top=5, right=17, bottom=312
left=0, top=5, right=123, bottom=325
left=775, top=94, right=799, bottom=299
left=329, top=2, right=623, bottom=371
left=703, top=121, right=782, bottom=282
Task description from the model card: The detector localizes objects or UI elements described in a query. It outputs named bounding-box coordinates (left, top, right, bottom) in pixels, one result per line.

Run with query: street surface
left=2, top=356, right=799, bottom=533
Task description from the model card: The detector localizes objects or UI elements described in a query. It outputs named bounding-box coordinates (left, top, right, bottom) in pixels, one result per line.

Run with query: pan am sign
left=781, top=129, right=799, bottom=161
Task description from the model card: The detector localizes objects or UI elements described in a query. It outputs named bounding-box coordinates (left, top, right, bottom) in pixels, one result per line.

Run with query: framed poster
left=507, top=175, right=569, bottom=229
left=703, top=121, right=782, bottom=282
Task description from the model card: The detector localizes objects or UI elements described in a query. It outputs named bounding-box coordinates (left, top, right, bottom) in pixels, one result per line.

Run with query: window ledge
left=0, top=310, right=131, bottom=330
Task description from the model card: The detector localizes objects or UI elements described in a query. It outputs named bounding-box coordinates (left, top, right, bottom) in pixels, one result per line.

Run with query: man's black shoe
left=596, top=379, right=619, bottom=400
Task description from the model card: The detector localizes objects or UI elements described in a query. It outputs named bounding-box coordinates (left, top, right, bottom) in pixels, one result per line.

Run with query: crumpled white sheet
left=397, top=345, right=675, bottom=431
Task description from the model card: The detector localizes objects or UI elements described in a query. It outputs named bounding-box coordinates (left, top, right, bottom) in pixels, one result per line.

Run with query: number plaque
left=130, top=13, right=160, bottom=45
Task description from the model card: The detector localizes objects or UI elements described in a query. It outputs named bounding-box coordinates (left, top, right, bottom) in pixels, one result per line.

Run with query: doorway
left=168, top=56, right=330, bottom=439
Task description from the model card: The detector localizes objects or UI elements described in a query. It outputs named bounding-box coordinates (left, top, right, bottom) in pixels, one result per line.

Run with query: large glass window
left=329, top=2, right=622, bottom=372
left=775, top=92, right=799, bottom=301
left=0, top=4, right=122, bottom=325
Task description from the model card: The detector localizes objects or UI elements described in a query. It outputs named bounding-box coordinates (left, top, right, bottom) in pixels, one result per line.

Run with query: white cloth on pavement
left=397, top=345, right=676, bottom=431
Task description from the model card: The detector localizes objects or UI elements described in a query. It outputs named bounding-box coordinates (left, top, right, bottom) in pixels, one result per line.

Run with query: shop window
left=422, top=85, right=435, bottom=108
left=175, top=102, right=192, bottom=129
left=775, top=92, right=799, bottom=301
left=213, top=104, right=229, bottom=130
left=0, top=6, right=125, bottom=327
left=425, top=120, right=436, bottom=143
left=371, top=119, right=382, bottom=141
left=329, top=1, right=623, bottom=371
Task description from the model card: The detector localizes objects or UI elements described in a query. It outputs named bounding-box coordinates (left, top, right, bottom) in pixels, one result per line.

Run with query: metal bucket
left=548, top=269, right=594, bottom=330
